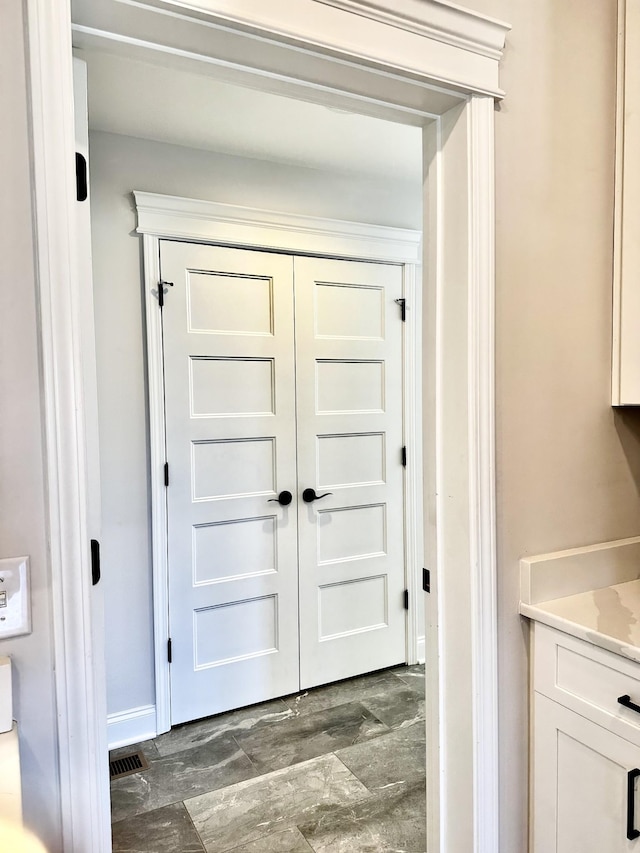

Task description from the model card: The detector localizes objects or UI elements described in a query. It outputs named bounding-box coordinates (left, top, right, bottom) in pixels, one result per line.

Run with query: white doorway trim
left=133, top=192, right=423, bottom=735
left=24, top=1, right=507, bottom=851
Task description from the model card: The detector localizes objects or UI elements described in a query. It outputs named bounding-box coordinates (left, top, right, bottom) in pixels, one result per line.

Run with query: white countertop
left=520, top=578, right=640, bottom=663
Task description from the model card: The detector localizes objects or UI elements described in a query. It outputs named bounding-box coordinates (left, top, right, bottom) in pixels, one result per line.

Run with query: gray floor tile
left=362, top=685, right=425, bottom=730
left=111, top=733, right=257, bottom=823
left=111, top=802, right=205, bottom=853
left=335, top=721, right=426, bottom=792
left=298, top=778, right=427, bottom=853
left=234, top=700, right=389, bottom=774
left=283, top=670, right=403, bottom=716
left=110, top=669, right=427, bottom=852
left=185, top=753, right=371, bottom=852
left=153, top=699, right=293, bottom=757
left=226, top=827, right=313, bottom=852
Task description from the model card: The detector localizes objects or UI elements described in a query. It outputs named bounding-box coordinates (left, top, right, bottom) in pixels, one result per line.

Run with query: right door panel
left=294, top=257, right=406, bottom=688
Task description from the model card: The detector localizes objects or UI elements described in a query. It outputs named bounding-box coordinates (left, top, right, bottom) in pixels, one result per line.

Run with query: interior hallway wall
left=88, top=129, right=422, bottom=722
left=0, top=2, right=62, bottom=850
left=461, top=0, right=640, bottom=850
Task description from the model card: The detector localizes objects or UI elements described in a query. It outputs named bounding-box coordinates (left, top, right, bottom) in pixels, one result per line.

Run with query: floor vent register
left=109, top=749, right=149, bottom=780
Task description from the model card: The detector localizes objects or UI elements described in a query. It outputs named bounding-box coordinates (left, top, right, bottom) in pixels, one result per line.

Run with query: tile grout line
left=329, top=750, right=379, bottom=799
left=230, top=733, right=263, bottom=776
left=181, top=800, right=207, bottom=853
left=295, top=824, right=320, bottom=853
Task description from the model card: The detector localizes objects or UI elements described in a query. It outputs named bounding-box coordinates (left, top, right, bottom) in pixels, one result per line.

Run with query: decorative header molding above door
left=313, top=0, right=510, bottom=59
left=73, top=0, right=510, bottom=97
left=134, top=192, right=422, bottom=263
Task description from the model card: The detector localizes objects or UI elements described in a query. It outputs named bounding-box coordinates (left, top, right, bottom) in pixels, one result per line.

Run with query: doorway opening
left=28, top=1, right=504, bottom=850
left=80, top=46, right=426, bottom=850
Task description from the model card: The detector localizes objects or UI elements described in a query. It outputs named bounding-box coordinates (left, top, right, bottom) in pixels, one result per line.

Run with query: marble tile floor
left=110, top=664, right=426, bottom=853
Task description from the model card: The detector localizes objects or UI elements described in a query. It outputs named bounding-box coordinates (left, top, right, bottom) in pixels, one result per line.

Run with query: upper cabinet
left=613, top=0, right=640, bottom=405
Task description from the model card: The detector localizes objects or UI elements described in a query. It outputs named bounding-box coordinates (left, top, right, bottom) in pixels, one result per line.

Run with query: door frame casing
left=134, top=193, right=424, bottom=734
left=24, top=1, right=505, bottom=851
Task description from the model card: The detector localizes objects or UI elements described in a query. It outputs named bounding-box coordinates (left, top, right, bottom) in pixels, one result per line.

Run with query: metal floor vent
left=109, top=749, right=149, bottom=780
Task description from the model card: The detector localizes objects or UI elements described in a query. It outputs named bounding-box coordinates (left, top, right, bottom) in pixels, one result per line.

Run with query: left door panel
left=160, top=241, right=299, bottom=724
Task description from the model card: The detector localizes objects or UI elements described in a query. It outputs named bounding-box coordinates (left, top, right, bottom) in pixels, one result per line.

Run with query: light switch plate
left=0, top=557, right=31, bottom=640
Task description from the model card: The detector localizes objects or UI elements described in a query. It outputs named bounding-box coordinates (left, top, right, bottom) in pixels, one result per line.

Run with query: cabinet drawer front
left=534, top=623, right=640, bottom=745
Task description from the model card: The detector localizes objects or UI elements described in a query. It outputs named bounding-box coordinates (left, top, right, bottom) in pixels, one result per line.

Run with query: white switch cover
left=0, top=557, right=31, bottom=640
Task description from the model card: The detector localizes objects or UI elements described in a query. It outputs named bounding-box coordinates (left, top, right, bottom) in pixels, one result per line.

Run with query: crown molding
left=134, top=192, right=422, bottom=263
left=74, top=0, right=508, bottom=96
left=313, top=0, right=510, bottom=60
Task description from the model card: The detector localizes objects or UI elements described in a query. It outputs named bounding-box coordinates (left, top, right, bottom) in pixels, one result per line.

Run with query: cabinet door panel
left=533, top=693, right=640, bottom=853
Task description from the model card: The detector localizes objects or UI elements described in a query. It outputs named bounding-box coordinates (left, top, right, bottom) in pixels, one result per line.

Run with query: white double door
left=161, top=240, right=406, bottom=724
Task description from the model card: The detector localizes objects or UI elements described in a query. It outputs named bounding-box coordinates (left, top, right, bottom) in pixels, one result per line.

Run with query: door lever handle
left=268, top=490, right=293, bottom=506
left=302, top=488, right=333, bottom=503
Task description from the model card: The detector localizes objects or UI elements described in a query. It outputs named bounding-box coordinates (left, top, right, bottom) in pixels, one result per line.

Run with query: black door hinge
left=401, top=446, right=407, bottom=467
left=394, top=298, right=406, bottom=322
left=167, top=638, right=172, bottom=664
left=158, top=280, right=174, bottom=308
left=423, top=568, right=431, bottom=593
left=403, top=589, right=409, bottom=610
left=90, top=539, right=101, bottom=586
left=75, top=152, right=87, bottom=202
left=164, top=462, right=169, bottom=487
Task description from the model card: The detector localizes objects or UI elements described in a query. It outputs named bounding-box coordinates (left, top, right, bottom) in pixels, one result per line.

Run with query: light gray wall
left=88, top=130, right=422, bottom=717
left=0, top=3, right=62, bottom=850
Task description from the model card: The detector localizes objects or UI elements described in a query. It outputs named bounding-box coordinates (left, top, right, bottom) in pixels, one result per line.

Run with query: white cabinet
left=613, top=0, right=640, bottom=404
left=531, top=624, right=640, bottom=851
left=533, top=694, right=640, bottom=852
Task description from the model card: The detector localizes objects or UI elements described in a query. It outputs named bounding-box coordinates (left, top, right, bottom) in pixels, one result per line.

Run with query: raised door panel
left=160, top=241, right=299, bottom=724
left=294, top=256, right=406, bottom=688
left=533, top=693, right=640, bottom=853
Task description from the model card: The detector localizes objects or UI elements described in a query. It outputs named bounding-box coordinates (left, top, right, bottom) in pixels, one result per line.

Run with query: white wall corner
left=107, top=705, right=157, bottom=751
left=417, top=635, right=426, bottom=664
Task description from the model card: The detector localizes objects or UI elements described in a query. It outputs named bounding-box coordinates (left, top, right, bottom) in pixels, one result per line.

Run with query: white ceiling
left=83, top=50, right=423, bottom=182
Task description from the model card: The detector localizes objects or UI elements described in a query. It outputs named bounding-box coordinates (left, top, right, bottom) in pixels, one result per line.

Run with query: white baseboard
left=107, top=705, right=157, bottom=750
left=417, top=635, right=425, bottom=664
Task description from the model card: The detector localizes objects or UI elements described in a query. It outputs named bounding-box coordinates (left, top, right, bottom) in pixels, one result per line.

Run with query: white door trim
left=136, top=195, right=423, bottom=732
left=23, top=4, right=111, bottom=851
left=72, top=0, right=509, bottom=98
left=467, top=93, right=500, bottom=852
left=24, top=1, right=502, bottom=851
